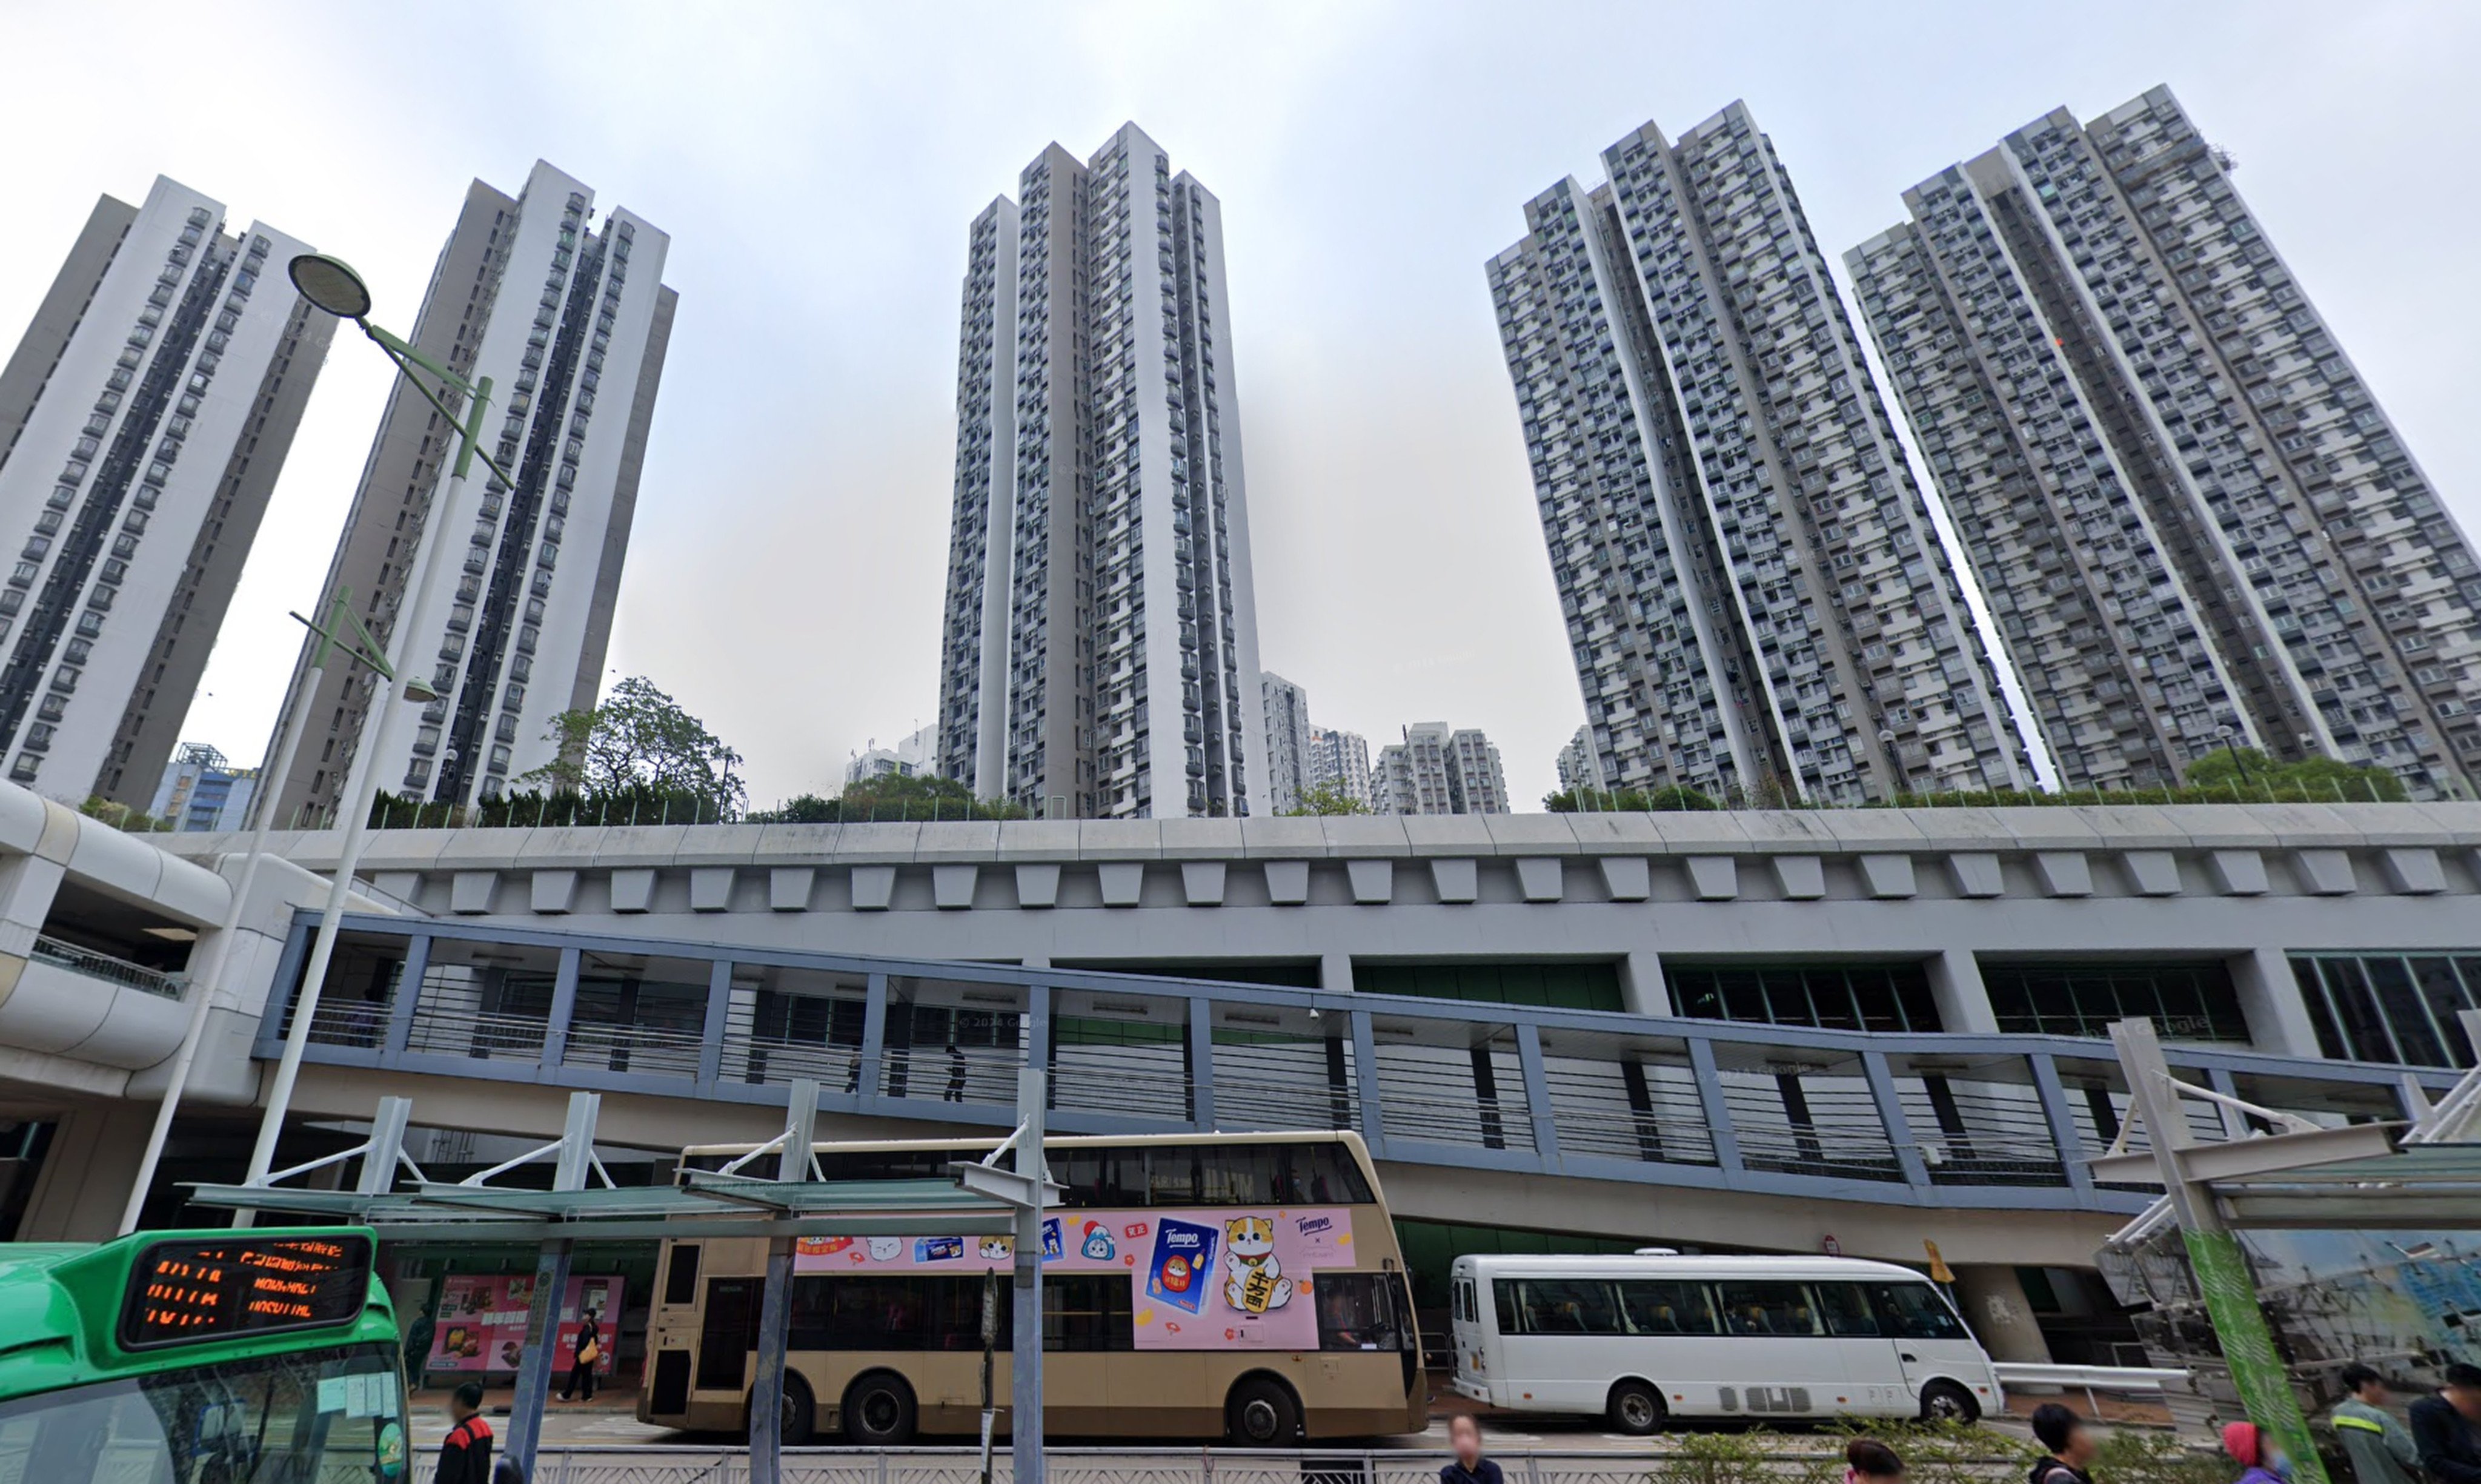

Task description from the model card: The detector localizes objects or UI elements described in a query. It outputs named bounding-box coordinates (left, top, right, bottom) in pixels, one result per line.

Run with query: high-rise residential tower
left=1307, top=725, right=1372, bottom=807
left=0, top=177, right=331, bottom=806
left=1373, top=722, right=1508, bottom=817
left=935, top=124, right=1270, bottom=819
left=1848, top=87, right=2481, bottom=795
left=1261, top=671, right=1311, bottom=813
left=1489, top=101, right=2031, bottom=806
left=1555, top=725, right=1604, bottom=796
left=266, top=162, right=674, bottom=825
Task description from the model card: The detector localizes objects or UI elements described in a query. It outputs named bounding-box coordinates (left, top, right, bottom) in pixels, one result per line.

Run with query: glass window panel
left=2294, top=959, right=2351, bottom=1061
left=2365, top=958, right=2446, bottom=1066
left=1615, top=1279, right=1720, bottom=1335
left=1813, top=1282, right=1882, bottom=1337
left=2320, top=959, right=2399, bottom=1063
left=1865, top=1282, right=1969, bottom=1339
left=1513, top=1279, right=1622, bottom=1335
left=1716, top=1280, right=1820, bottom=1336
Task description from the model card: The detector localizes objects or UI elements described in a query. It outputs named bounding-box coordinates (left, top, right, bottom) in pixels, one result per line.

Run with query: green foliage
left=2087, top=1423, right=2234, bottom=1484
left=79, top=796, right=168, bottom=832
left=370, top=782, right=737, bottom=830
left=751, top=772, right=1027, bottom=823
left=1641, top=1429, right=1786, bottom=1484
left=516, top=675, right=745, bottom=817
left=1281, top=781, right=1371, bottom=816
left=1546, top=784, right=1720, bottom=812
left=2184, top=746, right=2405, bottom=801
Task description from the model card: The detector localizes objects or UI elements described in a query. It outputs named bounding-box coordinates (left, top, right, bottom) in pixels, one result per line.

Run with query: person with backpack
left=2030, top=1403, right=2099, bottom=1484
left=434, top=1382, right=494, bottom=1484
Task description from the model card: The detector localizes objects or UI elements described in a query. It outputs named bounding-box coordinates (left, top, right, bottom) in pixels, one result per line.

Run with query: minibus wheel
left=1226, top=1375, right=1303, bottom=1445
left=1919, top=1380, right=1979, bottom=1424
left=843, top=1371, right=918, bottom=1445
left=1607, top=1379, right=1666, bottom=1435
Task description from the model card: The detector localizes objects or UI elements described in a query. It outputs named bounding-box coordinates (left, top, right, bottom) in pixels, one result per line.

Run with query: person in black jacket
left=558, top=1307, right=602, bottom=1402
left=1441, top=1414, right=1503, bottom=1484
left=2410, top=1363, right=2481, bottom=1484
left=2028, top=1403, right=2097, bottom=1484
left=435, top=1382, right=493, bottom=1484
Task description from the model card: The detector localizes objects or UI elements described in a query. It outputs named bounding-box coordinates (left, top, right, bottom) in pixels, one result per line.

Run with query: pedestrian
left=2222, top=1422, right=2291, bottom=1484
left=1440, top=1413, right=1503, bottom=1484
left=2333, top=1363, right=2421, bottom=1484
left=434, top=1381, right=494, bottom=1484
left=2410, top=1363, right=2481, bottom=1484
left=2029, top=1403, right=2099, bottom=1484
left=559, top=1307, right=603, bottom=1402
left=402, top=1299, right=436, bottom=1393
left=1848, top=1439, right=1907, bottom=1484
left=945, top=1041, right=967, bottom=1103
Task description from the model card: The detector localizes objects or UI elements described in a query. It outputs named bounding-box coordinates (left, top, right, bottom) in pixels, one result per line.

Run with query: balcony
left=31, top=934, right=182, bottom=1000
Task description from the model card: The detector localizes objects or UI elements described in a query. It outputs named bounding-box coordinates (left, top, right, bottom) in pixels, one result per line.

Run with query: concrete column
left=1925, top=949, right=1999, bottom=1033
left=2231, top=947, right=2322, bottom=1057
left=1321, top=953, right=1353, bottom=994
left=18, top=1102, right=154, bottom=1240
left=1953, top=1264, right=2051, bottom=1363
left=1619, top=952, right=1670, bottom=1016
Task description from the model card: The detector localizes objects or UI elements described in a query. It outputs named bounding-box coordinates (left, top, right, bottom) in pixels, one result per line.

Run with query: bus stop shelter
left=184, top=1075, right=1061, bottom=1484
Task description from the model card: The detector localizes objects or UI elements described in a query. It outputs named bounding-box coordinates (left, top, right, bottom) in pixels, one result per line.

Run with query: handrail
left=31, top=933, right=185, bottom=999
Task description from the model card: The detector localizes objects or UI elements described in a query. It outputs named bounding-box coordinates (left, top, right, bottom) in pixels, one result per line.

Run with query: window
left=1813, top=1282, right=1882, bottom=1337
left=1315, top=1272, right=1407, bottom=1351
left=1452, top=1278, right=1476, bottom=1325
left=1983, top=961, right=2250, bottom=1041
left=1716, top=1280, right=1820, bottom=1336
left=1671, top=962, right=1941, bottom=1032
left=1865, top=1282, right=1969, bottom=1340
left=1615, top=1279, right=1720, bottom=1335
left=663, top=1244, right=701, bottom=1305
left=2292, top=954, right=2480, bottom=1069
left=1509, top=1279, right=1622, bottom=1335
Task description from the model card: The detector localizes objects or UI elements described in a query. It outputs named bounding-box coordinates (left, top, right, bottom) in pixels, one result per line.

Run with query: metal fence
left=31, top=932, right=184, bottom=999
left=257, top=912, right=2456, bottom=1217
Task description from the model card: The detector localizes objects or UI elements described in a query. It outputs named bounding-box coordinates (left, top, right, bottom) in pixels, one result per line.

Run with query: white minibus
left=1449, top=1254, right=2002, bottom=1433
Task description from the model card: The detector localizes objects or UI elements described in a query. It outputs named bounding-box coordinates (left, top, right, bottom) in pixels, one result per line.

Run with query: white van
left=1449, top=1254, right=2002, bottom=1433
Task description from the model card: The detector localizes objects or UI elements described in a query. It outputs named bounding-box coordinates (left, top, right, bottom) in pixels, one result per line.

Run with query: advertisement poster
left=792, top=1209, right=1355, bottom=1353
left=427, top=1274, right=626, bottom=1376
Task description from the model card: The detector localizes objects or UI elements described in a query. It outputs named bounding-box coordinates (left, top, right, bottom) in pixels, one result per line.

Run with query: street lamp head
left=400, top=678, right=442, bottom=704
left=288, top=254, right=373, bottom=320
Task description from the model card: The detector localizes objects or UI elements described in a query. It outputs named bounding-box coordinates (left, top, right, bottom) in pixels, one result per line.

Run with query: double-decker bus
left=642, top=1130, right=1424, bottom=1445
left=0, top=1225, right=410, bottom=1482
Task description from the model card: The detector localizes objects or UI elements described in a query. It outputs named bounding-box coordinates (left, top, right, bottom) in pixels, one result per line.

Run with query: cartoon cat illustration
left=1221, top=1216, right=1292, bottom=1313
left=979, top=1236, right=1014, bottom=1260
left=867, top=1237, right=902, bottom=1262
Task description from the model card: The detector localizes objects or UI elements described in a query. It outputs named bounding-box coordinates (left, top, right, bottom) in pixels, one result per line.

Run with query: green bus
left=0, top=1226, right=410, bottom=1482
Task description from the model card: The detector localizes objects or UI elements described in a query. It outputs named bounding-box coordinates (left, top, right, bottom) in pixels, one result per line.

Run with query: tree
left=518, top=676, right=745, bottom=817
left=1544, top=784, right=1718, bottom=813
left=1281, top=783, right=1370, bottom=816
left=749, top=773, right=1027, bottom=823
left=2185, top=746, right=2405, bottom=802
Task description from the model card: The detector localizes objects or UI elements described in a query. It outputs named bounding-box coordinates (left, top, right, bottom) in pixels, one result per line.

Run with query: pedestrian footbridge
left=253, top=911, right=2447, bottom=1266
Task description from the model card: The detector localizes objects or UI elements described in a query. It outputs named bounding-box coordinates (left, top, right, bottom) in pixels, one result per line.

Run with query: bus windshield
left=0, top=1340, right=407, bottom=1484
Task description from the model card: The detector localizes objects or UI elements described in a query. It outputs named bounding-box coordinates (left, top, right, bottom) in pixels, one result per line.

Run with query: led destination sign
left=119, top=1234, right=374, bottom=1350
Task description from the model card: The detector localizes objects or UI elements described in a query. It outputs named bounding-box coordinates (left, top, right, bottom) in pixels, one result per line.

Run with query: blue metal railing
left=252, top=910, right=2454, bottom=1214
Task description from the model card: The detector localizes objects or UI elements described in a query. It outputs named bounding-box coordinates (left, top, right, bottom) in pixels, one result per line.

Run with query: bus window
left=1315, top=1273, right=1403, bottom=1351
left=1812, top=1282, right=1883, bottom=1337
left=1146, top=1147, right=1201, bottom=1206
left=1492, top=1279, right=1518, bottom=1334
left=1309, top=1144, right=1376, bottom=1204
left=1201, top=1144, right=1279, bottom=1203
left=1041, top=1277, right=1131, bottom=1352
left=1716, top=1281, right=1820, bottom=1336
left=662, top=1243, right=700, bottom=1305
left=1452, top=1279, right=1475, bottom=1325
left=1511, top=1280, right=1621, bottom=1335
left=1616, top=1279, right=1719, bottom=1335
left=1864, top=1283, right=1969, bottom=1340
left=1054, top=1146, right=1144, bottom=1207
left=698, top=1278, right=759, bottom=1388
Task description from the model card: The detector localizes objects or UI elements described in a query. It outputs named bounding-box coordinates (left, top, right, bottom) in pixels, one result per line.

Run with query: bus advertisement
left=642, top=1131, right=1424, bottom=1445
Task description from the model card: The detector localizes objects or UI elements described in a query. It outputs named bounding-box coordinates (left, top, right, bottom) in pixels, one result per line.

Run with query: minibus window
left=1716, top=1280, right=1821, bottom=1336
left=1452, top=1279, right=1475, bottom=1323
left=1492, top=1280, right=1518, bottom=1334
left=1615, top=1279, right=1720, bottom=1335
left=1865, top=1282, right=1970, bottom=1340
left=1813, top=1282, right=1883, bottom=1337
left=1510, top=1279, right=1622, bottom=1335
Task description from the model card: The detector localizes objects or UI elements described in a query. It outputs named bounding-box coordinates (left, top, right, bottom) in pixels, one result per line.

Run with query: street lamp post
left=233, top=254, right=520, bottom=1224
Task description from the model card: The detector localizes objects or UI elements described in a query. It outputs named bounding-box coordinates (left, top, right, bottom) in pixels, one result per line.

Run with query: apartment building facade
left=1489, top=102, right=2031, bottom=807
left=1307, top=724, right=1372, bottom=808
left=0, top=177, right=331, bottom=807
left=935, top=125, right=1270, bottom=820
left=1260, top=671, right=1311, bottom=813
left=265, top=162, right=675, bottom=825
left=1848, top=87, right=2481, bottom=797
left=1556, top=724, right=1604, bottom=796
left=1373, top=721, right=1508, bottom=816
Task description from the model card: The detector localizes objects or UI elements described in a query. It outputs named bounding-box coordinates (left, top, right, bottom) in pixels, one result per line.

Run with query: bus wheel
left=1226, top=1376, right=1303, bottom=1446
left=1919, top=1380, right=1979, bottom=1425
left=781, top=1373, right=817, bottom=1446
left=1607, top=1379, right=1666, bottom=1436
left=843, top=1372, right=918, bottom=1446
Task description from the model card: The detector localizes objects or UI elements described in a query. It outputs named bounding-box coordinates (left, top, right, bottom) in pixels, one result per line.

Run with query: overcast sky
left=4, top=0, right=2475, bottom=810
